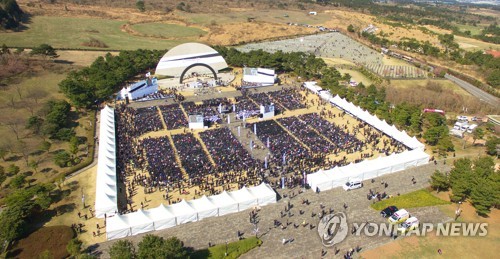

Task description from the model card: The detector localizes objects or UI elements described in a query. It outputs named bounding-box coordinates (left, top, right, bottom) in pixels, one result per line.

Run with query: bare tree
left=14, top=140, right=30, bottom=166
left=25, top=86, right=48, bottom=105
left=0, top=111, right=26, bottom=140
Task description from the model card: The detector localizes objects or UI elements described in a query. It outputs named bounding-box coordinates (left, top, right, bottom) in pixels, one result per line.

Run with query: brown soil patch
left=8, top=225, right=74, bottom=259
left=361, top=191, right=500, bottom=259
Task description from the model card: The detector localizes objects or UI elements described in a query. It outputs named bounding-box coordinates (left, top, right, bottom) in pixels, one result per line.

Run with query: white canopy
left=168, top=200, right=198, bottom=224
left=125, top=209, right=155, bottom=235
left=307, top=149, right=430, bottom=192
left=144, top=204, right=177, bottom=231
left=229, top=187, right=258, bottom=211
left=248, top=183, right=276, bottom=206
left=106, top=214, right=131, bottom=240
left=209, top=191, right=239, bottom=216
left=95, top=106, right=118, bottom=218
left=188, top=195, right=218, bottom=220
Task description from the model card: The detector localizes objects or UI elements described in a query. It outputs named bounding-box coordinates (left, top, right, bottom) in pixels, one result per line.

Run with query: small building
left=242, top=67, right=276, bottom=88
left=260, top=104, right=275, bottom=120
left=188, top=114, right=205, bottom=130
left=119, top=78, right=158, bottom=101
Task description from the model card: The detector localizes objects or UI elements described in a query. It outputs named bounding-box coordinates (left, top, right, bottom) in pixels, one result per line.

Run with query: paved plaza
left=95, top=162, right=452, bottom=258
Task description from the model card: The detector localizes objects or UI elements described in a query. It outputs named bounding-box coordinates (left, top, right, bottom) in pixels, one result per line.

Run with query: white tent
left=106, top=214, right=131, bottom=240
left=126, top=209, right=155, bottom=236
left=307, top=150, right=430, bottom=192
left=95, top=106, right=118, bottom=218
left=229, top=187, right=258, bottom=211
left=209, top=191, right=238, bottom=216
left=248, top=183, right=276, bottom=206
left=307, top=169, right=334, bottom=192
left=188, top=195, right=218, bottom=221
left=145, top=204, right=177, bottom=231
left=168, top=200, right=198, bottom=225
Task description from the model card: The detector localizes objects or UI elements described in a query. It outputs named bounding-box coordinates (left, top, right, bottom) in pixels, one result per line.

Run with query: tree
left=470, top=177, right=497, bottom=216
left=66, top=238, right=83, bottom=257
left=26, top=116, right=44, bottom=135
left=347, top=24, right=355, bottom=33
left=0, top=166, right=6, bottom=187
left=69, top=136, right=79, bottom=157
left=136, top=0, right=145, bottom=12
left=10, top=174, right=26, bottom=188
left=138, top=234, right=168, bottom=258
left=28, top=160, right=39, bottom=174
left=430, top=170, right=450, bottom=192
left=54, top=150, right=72, bottom=167
left=40, top=140, right=52, bottom=154
left=164, top=237, right=188, bottom=259
left=109, top=240, right=136, bottom=259
left=6, top=163, right=20, bottom=176
left=0, top=0, right=24, bottom=29
left=0, top=206, right=26, bottom=244
left=0, top=145, right=7, bottom=161
left=30, top=44, right=58, bottom=58
left=485, top=136, right=499, bottom=156
left=472, top=128, right=484, bottom=145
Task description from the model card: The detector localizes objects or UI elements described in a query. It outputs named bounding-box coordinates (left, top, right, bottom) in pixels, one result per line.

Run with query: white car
left=343, top=180, right=363, bottom=191
left=398, top=217, right=419, bottom=234
left=388, top=209, right=410, bottom=224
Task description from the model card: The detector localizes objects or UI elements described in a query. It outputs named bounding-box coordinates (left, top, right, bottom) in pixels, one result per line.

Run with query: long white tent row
left=95, top=106, right=119, bottom=218
left=302, top=83, right=425, bottom=151
left=307, top=149, right=430, bottom=192
left=106, top=183, right=276, bottom=240
left=328, top=94, right=424, bottom=150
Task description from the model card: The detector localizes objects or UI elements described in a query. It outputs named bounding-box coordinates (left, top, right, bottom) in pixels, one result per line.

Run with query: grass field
left=191, top=236, right=262, bottom=259
left=0, top=16, right=189, bottom=50
left=184, top=9, right=331, bottom=26
left=0, top=69, right=94, bottom=200
left=388, top=79, right=471, bottom=97
left=454, top=35, right=500, bottom=51
left=130, top=23, right=206, bottom=38
left=371, top=189, right=451, bottom=211
left=336, top=68, right=373, bottom=86
left=453, top=23, right=484, bottom=36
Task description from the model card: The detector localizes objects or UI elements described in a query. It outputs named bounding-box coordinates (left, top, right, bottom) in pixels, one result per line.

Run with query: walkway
left=94, top=162, right=452, bottom=258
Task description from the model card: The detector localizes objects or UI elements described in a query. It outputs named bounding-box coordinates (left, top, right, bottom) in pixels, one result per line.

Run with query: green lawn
left=0, top=16, right=190, bottom=50
left=131, top=23, right=206, bottom=38
left=183, top=9, right=331, bottom=26
left=191, top=237, right=262, bottom=259
left=371, top=189, right=450, bottom=211
left=453, top=23, right=484, bottom=36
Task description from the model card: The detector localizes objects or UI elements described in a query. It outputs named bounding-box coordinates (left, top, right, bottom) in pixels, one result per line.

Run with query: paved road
left=94, top=162, right=452, bottom=259
left=445, top=74, right=500, bottom=108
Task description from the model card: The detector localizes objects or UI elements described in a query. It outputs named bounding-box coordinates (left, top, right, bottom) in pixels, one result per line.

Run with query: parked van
left=343, top=180, right=363, bottom=191
left=388, top=209, right=410, bottom=224
left=467, top=124, right=478, bottom=133
left=397, top=217, right=419, bottom=234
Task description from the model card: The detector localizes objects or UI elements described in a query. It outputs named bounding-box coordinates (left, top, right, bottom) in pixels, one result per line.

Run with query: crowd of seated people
left=172, top=133, right=214, bottom=181
left=131, top=107, right=164, bottom=136
left=182, top=102, right=221, bottom=123
left=241, top=80, right=264, bottom=88
left=159, top=104, right=188, bottom=130
left=277, top=116, right=336, bottom=154
left=298, top=113, right=365, bottom=154
left=139, top=136, right=183, bottom=185
left=199, top=127, right=259, bottom=174
left=266, top=88, right=305, bottom=110
left=248, top=92, right=285, bottom=112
